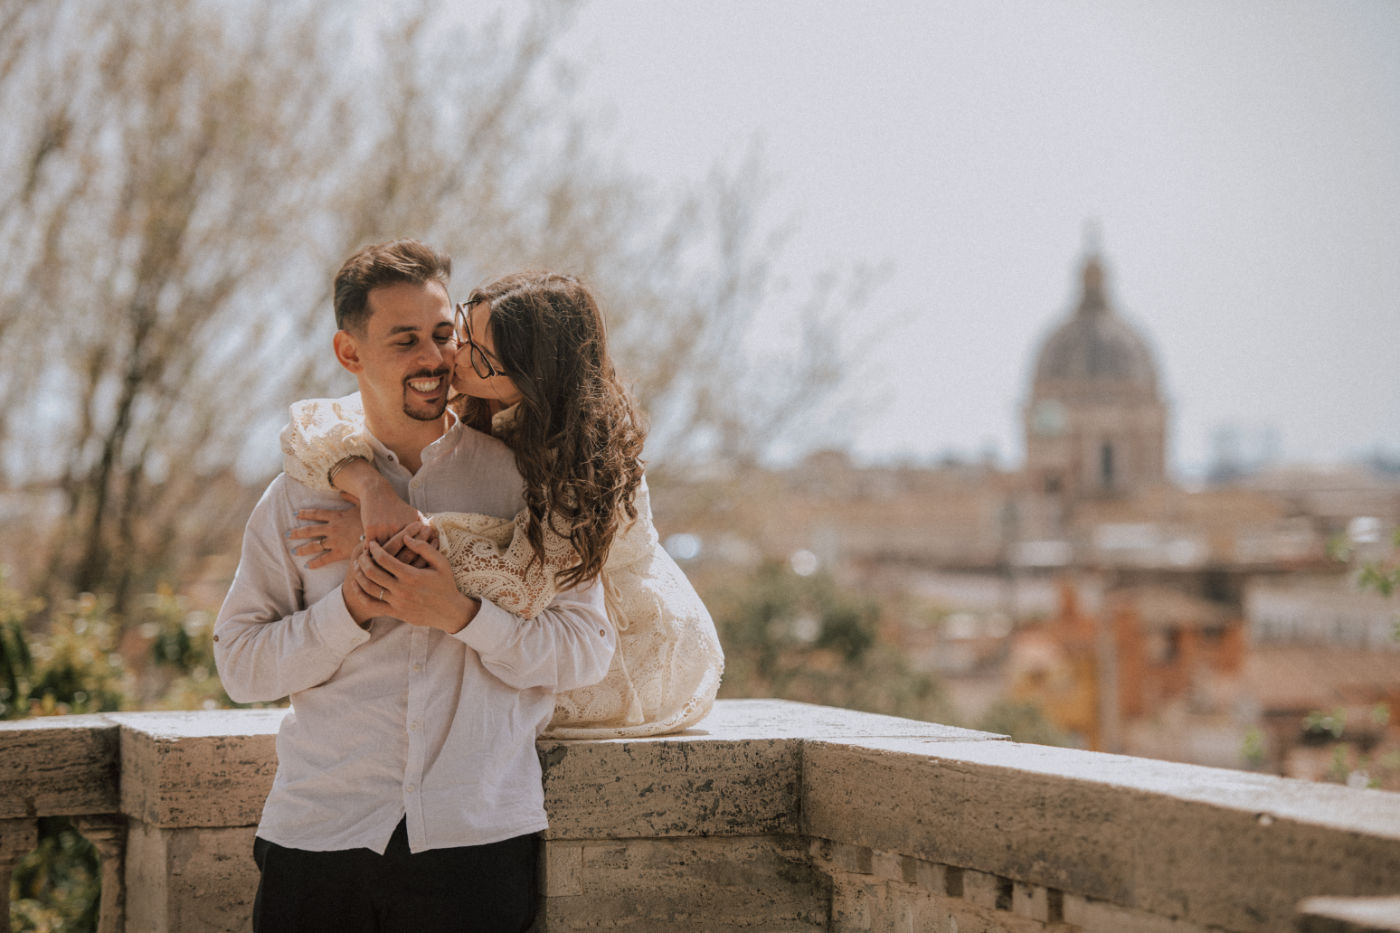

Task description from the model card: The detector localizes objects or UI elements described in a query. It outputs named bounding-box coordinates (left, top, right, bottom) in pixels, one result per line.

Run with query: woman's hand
left=347, top=524, right=477, bottom=634
left=288, top=506, right=363, bottom=569
left=331, top=459, right=425, bottom=544
left=358, top=487, right=427, bottom=546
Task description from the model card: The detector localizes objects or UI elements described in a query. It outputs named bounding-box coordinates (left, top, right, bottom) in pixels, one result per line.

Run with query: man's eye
left=397, top=340, right=415, bottom=348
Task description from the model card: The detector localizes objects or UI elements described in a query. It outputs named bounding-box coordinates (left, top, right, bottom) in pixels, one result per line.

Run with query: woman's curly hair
left=458, top=272, right=646, bottom=588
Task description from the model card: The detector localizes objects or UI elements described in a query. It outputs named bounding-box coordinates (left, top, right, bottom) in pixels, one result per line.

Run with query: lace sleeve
left=278, top=394, right=374, bottom=491
left=429, top=510, right=577, bottom=620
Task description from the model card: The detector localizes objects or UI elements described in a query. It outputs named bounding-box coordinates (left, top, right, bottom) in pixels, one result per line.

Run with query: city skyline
left=553, top=1, right=1400, bottom=475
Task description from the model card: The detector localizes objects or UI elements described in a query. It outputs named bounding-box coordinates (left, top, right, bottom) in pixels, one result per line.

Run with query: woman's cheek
left=450, top=366, right=477, bottom=396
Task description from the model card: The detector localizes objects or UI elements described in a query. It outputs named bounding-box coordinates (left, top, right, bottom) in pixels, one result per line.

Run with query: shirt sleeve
left=213, top=478, right=371, bottom=704
left=453, top=577, right=614, bottom=693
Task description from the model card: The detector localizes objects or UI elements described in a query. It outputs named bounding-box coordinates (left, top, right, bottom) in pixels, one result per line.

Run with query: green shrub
left=706, top=559, right=953, bottom=724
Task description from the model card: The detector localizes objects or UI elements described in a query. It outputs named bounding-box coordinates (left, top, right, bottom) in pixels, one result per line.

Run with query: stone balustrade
left=3, top=699, right=1399, bottom=932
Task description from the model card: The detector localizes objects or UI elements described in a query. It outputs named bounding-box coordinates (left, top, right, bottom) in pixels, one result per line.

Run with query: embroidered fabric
left=279, top=395, right=724, bottom=738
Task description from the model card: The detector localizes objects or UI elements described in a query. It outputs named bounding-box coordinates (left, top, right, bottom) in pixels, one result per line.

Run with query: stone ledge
left=802, top=737, right=1400, bottom=933
left=541, top=737, right=802, bottom=839
left=1297, top=896, right=1400, bottom=933
left=113, top=709, right=286, bottom=829
left=0, top=714, right=119, bottom=818
left=671, top=698, right=1005, bottom=742
left=539, top=699, right=1004, bottom=841
left=3, top=701, right=1398, bottom=933
left=541, top=835, right=828, bottom=931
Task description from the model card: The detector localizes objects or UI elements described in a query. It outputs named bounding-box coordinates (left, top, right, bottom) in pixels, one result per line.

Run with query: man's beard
left=403, top=398, right=447, bottom=421
left=402, top=368, right=450, bottom=421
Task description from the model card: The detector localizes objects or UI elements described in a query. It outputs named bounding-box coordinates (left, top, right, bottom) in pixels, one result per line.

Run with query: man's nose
left=416, top=337, right=452, bottom=370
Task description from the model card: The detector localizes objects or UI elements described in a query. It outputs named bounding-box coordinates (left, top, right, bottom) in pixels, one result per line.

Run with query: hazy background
left=553, top=0, right=1400, bottom=474
left=3, top=0, right=1396, bottom=597
left=2, top=13, right=1399, bottom=922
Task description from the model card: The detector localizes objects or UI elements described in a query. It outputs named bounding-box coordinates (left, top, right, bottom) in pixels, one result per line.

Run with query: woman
left=283, top=271, right=722, bottom=737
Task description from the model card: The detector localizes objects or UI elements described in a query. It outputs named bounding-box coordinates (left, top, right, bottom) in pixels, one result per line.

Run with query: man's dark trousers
left=252, top=819, right=538, bottom=932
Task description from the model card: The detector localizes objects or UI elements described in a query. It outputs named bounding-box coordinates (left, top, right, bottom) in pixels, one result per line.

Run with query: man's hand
left=382, top=521, right=441, bottom=568
left=348, top=528, right=478, bottom=635
left=288, top=506, right=362, bottom=569
left=340, top=539, right=383, bottom=628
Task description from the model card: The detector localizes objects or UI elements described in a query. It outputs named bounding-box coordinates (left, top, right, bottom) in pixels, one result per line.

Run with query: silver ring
left=378, top=587, right=386, bottom=601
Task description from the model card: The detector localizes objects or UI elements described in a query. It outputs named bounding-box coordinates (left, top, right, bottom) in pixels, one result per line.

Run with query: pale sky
left=551, top=1, right=1400, bottom=475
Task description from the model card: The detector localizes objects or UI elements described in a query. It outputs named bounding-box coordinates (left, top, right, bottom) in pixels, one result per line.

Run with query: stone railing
left=2, top=700, right=1399, bottom=932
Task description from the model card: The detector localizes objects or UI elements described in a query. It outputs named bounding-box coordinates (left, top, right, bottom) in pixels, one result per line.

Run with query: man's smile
left=406, top=371, right=448, bottom=395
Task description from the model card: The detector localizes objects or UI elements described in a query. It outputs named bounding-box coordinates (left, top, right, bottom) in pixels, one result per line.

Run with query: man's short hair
left=333, top=239, right=452, bottom=334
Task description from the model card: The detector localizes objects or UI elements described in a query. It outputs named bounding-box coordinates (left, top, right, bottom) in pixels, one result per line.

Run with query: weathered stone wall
left=535, top=701, right=996, bottom=932
left=799, top=733, right=1400, bottom=933
left=809, top=837, right=1210, bottom=933
left=3, top=699, right=1400, bottom=932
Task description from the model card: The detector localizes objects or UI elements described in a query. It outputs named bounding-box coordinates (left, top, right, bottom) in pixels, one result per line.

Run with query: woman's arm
left=329, top=460, right=423, bottom=545
left=279, top=395, right=374, bottom=491
left=357, top=528, right=613, bottom=692
left=281, top=395, right=579, bottom=618
left=428, top=510, right=577, bottom=620
left=280, top=396, right=423, bottom=543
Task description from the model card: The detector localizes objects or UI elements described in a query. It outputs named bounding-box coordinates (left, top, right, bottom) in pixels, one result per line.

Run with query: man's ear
left=333, top=329, right=364, bottom=374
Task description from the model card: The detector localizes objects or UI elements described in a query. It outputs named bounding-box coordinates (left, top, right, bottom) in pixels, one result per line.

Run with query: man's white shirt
left=214, top=417, right=613, bottom=854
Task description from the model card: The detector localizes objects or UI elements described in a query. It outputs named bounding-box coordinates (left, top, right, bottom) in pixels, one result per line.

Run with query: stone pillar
left=74, top=814, right=127, bottom=933
left=110, top=710, right=285, bottom=933
left=0, top=818, right=39, bottom=933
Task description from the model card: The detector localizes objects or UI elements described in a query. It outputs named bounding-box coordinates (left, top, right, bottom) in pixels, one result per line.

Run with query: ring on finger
left=378, top=586, right=386, bottom=601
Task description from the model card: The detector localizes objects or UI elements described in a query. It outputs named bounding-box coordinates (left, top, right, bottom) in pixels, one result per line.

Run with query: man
left=214, top=240, right=614, bottom=932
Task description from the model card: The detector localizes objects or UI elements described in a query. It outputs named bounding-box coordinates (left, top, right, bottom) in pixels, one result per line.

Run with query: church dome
left=1032, top=254, right=1160, bottom=396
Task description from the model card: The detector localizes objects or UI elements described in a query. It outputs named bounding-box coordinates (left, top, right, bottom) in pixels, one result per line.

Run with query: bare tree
left=0, top=0, right=874, bottom=606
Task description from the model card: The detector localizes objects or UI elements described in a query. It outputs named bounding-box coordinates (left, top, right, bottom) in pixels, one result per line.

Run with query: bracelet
left=326, top=455, right=368, bottom=489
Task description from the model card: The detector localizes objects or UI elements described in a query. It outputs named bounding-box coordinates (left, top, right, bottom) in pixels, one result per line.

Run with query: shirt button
left=599, top=628, right=606, bottom=637
left=410, top=720, right=422, bottom=731
left=212, top=634, right=220, bottom=642
left=412, top=663, right=423, bottom=672
left=405, top=784, right=417, bottom=793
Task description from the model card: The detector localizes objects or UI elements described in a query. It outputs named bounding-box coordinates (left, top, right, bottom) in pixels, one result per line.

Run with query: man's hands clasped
left=344, top=522, right=479, bottom=635
left=288, top=458, right=470, bottom=631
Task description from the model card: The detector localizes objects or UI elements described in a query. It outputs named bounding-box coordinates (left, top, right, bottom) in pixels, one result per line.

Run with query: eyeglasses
left=454, top=301, right=508, bottom=379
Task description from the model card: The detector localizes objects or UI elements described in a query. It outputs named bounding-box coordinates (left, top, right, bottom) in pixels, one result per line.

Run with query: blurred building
left=1006, top=581, right=1246, bottom=757
left=1024, top=249, right=1168, bottom=507
left=654, top=237, right=1400, bottom=785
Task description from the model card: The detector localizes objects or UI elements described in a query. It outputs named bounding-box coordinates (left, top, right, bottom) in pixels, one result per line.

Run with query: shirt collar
left=357, top=400, right=462, bottom=473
